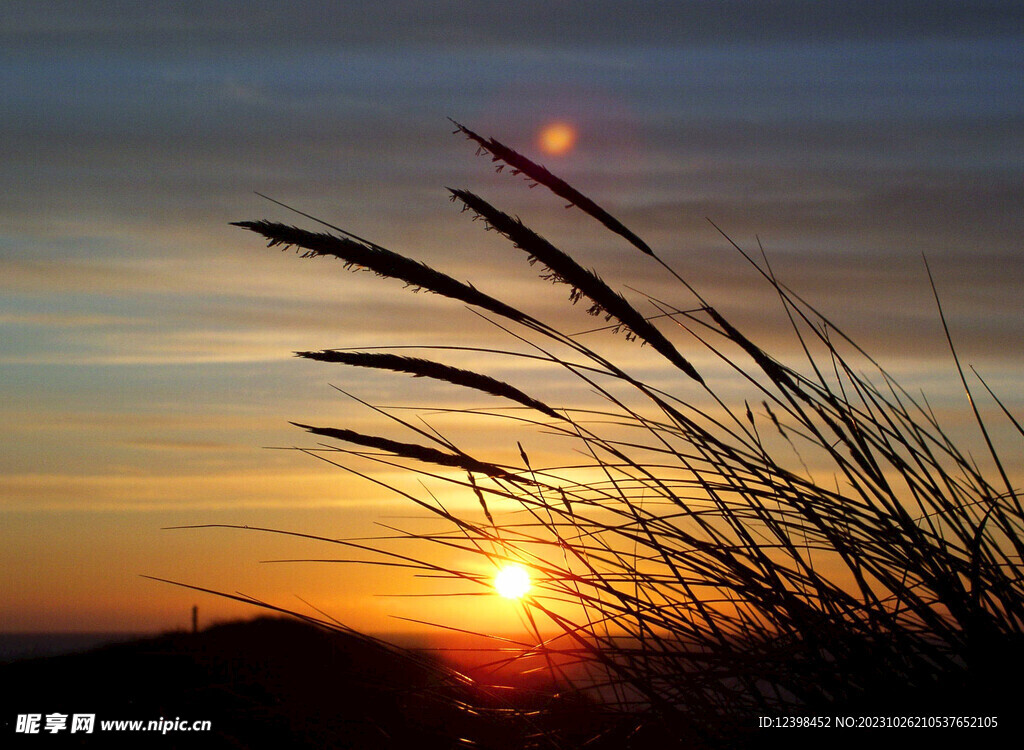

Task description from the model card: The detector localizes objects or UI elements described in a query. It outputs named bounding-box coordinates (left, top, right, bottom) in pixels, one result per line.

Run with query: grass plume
left=231, top=220, right=530, bottom=326
left=297, top=350, right=564, bottom=421
left=450, top=118, right=653, bottom=257
left=290, top=423, right=524, bottom=482
left=449, top=188, right=703, bottom=384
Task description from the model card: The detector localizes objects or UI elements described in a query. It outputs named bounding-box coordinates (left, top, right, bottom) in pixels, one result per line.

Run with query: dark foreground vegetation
left=143, top=122, right=1023, bottom=746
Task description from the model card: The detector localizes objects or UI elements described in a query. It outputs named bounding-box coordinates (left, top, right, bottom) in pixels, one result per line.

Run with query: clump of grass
left=229, top=124, right=1022, bottom=747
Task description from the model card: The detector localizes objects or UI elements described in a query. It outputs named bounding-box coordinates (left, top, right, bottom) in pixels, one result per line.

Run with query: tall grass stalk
left=225, top=125, right=1021, bottom=746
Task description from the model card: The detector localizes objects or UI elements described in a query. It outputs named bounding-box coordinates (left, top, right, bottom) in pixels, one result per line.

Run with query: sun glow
left=537, top=121, right=577, bottom=156
left=493, top=564, right=531, bottom=599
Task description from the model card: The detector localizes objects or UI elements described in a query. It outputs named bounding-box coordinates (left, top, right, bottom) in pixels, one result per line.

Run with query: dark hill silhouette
left=0, top=617, right=531, bottom=748
left=0, top=617, right=635, bottom=750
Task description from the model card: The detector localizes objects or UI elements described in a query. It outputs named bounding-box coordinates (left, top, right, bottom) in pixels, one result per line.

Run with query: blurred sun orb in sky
left=494, top=564, right=531, bottom=599
left=537, top=121, right=577, bottom=156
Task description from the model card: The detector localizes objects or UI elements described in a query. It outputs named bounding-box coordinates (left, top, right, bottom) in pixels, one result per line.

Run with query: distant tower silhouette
left=191, top=605, right=198, bottom=634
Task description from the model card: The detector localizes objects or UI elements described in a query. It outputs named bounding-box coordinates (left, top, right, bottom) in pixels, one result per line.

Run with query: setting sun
left=493, top=564, right=531, bottom=599
left=537, top=121, right=577, bottom=156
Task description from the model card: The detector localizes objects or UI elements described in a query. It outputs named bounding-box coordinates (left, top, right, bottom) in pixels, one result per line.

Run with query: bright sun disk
left=494, top=564, right=531, bottom=599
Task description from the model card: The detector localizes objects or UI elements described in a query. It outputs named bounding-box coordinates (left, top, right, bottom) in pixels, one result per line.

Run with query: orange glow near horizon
left=494, top=564, right=531, bottom=599
left=537, top=121, right=577, bottom=156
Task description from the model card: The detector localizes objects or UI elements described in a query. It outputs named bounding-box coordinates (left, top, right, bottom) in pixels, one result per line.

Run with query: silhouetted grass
left=221, top=124, right=1021, bottom=747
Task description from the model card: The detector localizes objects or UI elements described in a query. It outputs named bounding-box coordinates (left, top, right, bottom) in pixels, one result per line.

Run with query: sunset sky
left=2, top=2, right=1022, bottom=635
